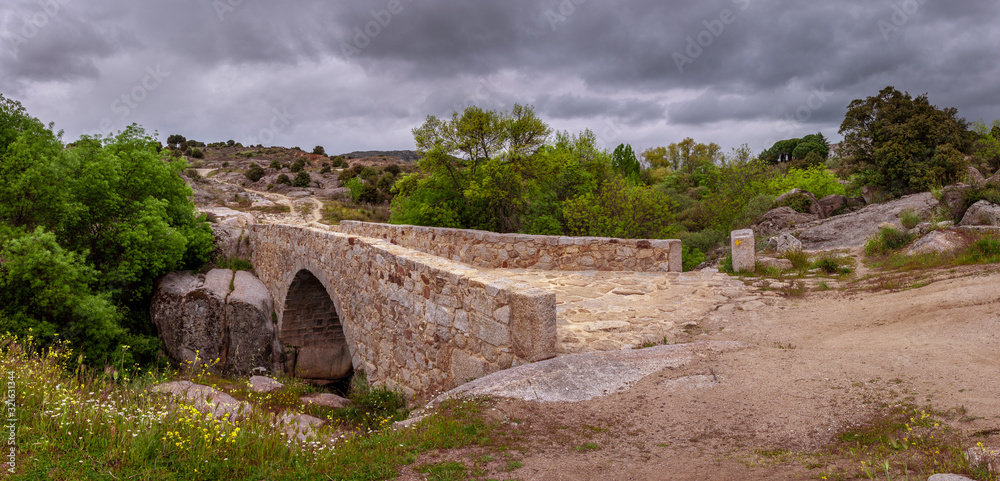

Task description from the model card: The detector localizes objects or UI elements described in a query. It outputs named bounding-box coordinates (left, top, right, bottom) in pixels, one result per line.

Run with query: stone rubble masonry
left=730, top=229, right=755, bottom=273
left=248, top=224, right=558, bottom=402
left=334, top=221, right=683, bottom=273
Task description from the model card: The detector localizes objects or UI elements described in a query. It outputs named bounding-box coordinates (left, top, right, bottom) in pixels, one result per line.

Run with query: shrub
left=244, top=163, right=265, bottom=182
left=773, top=191, right=814, bottom=214
left=898, top=208, right=921, bottom=230
left=733, top=194, right=776, bottom=229
left=269, top=160, right=281, bottom=170
left=865, top=227, right=914, bottom=256
left=682, top=245, right=706, bottom=272
left=376, top=172, right=395, bottom=192
left=769, top=164, right=846, bottom=199
left=292, top=172, right=311, bottom=188
left=289, top=161, right=305, bottom=173
left=320, top=165, right=331, bottom=174
left=360, top=167, right=379, bottom=181
left=190, top=148, right=205, bottom=159
left=276, top=174, right=291, bottom=185
left=359, top=184, right=380, bottom=204
left=384, top=164, right=401, bottom=176
left=312, top=145, right=325, bottom=156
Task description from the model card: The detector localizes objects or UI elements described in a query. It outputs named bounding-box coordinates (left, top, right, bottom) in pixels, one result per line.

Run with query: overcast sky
left=2, top=0, right=998, bottom=156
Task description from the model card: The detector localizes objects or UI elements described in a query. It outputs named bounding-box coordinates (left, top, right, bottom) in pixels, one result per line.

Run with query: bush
left=189, top=148, right=205, bottom=159
left=733, top=194, right=775, bottom=229
left=269, top=160, right=281, bottom=170
left=384, top=164, right=401, bottom=176
left=292, top=172, right=311, bottom=188
left=376, top=172, right=395, bottom=192
left=244, top=163, right=265, bottom=182
left=276, top=174, right=291, bottom=185
left=682, top=245, right=706, bottom=272
left=312, top=145, right=325, bottom=156
left=320, top=165, right=331, bottom=174
left=898, top=209, right=921, bottom=230
left=865, top=227, right=914, bottom=256
left=773, top=191, right=814, bottom=214
left=768, top=164, right=846, bottom=199
left=289, top=161, right=305, bottom=173
left=360, top=167, right=379, bottom=181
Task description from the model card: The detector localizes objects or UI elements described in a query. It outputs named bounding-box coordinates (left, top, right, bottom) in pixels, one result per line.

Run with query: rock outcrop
left=201, top=207, right=256, bottom=262
left=752, top=207, right=818, bottom=237
left=767, top=233, right=803, bottom=253
left=960, top=200, right=1000, bottom=227
left=814, top=194, right=847, bottom=219
left=939, top=184, right=972, bottom=222
left=905, top=230, right=967, bottom=255
left=151, top=269, right=281, bottom=374
left=968, top=166, right=987, bottom=188
left=795, top=193, right=939, bottom=250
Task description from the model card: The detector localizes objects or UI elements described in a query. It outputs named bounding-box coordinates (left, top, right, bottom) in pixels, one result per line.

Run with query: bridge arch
left=280, top=269, right=353, bottom=382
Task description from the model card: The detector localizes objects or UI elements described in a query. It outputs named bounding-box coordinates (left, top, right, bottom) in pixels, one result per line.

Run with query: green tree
left=292, top=171, right=311, bottom=188
left=394, top=104, right=552, bottom=232
left=611, top=144, right=642, bottom=183
left=972, top=119, right=1000, bottom=173
left=840, top=86, right=975, bottom=195
left=245, top=163, right=265, bottom=182
left=312, top=145, right=325, bottom=156
left=0, top=228, right=122, bottom=362
left=563, top=177, right=676, bottom=239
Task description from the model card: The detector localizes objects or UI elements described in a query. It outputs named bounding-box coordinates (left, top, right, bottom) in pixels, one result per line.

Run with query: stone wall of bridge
left=248, top=224, right=557, bottom=401
left=334, top=221, right=683, bottom=273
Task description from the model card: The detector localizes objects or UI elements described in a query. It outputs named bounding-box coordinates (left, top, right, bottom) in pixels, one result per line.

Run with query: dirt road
left=402, top=266, right=1000, bottom=480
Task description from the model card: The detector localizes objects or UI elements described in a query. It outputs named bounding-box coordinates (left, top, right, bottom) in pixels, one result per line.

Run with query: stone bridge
left=248, top=222, right=682, bottom=401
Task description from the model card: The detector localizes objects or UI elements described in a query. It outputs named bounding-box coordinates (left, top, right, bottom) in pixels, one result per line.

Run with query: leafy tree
left=312, top=145, right=326, bottom=156
left=840, top=86, right=975, bottom=195
left=245, top=163, right=265, bottom=182
left=166, top=134, right=186, bottom=149
left=0, top=228, right=122, bottom=362
left=292, top=171, right=311, bottom=188
left=611, top=144, right=642, bottom=183
left=700, top=145, right=777, bottom=231
left=563, top=177, right=676, bottom=239
left=641, top=146, right=670, bottom=170
left=972, top=119, right=1000, bottom=173
left=0, top=96, right=211, bottom=364
left=395, top=104, right=551, bottom=232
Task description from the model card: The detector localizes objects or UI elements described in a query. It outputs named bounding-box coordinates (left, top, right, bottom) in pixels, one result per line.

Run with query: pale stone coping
left=334, top=221, right=683, bottom=272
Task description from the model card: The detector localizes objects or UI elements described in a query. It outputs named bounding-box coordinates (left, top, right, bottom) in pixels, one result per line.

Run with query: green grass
left=322, top=200, right=390, bottom=225
left=865, top=227, right=915, bottom=256
left=215, top=257, right=254, bottom=271
left=1, top=335, right=505, bottom=480
left=898, top=208, right=922, bottom=230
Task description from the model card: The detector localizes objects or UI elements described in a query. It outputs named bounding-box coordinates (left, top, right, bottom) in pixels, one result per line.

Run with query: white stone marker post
left=730, top=229, right=755, bottom=273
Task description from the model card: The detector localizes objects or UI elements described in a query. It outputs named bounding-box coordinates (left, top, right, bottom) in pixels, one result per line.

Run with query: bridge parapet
left=335, top=221, right=683, bottom=272
left=249, top=224, right=556, bottom=401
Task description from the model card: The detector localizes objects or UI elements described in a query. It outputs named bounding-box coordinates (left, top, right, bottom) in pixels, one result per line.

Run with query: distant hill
left=339, top=150, right=422, bottom=163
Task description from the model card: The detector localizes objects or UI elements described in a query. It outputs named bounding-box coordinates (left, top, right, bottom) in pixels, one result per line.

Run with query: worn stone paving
left=489, top=268, right=779, bottom=355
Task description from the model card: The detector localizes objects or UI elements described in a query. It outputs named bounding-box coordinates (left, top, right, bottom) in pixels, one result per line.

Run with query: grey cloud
left=2, top=0, right=1000, bottom=155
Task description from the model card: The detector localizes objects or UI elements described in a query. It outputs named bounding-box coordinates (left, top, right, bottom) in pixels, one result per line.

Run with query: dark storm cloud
left=1, top=0, right=999, bottom=153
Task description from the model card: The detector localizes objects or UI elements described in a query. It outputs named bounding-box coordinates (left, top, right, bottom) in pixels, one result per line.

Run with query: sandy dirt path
left=401, top=266, right=1000, bottom=480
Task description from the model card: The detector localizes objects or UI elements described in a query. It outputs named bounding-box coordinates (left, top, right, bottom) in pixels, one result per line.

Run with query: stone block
left=509, top=288, right=557, bottom=362
left=731, top=229, right=755, bottom=273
